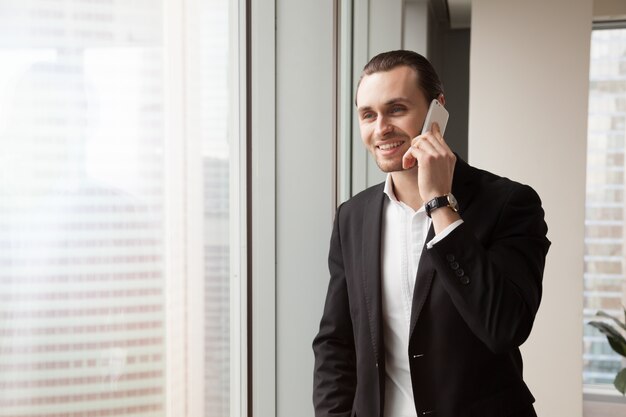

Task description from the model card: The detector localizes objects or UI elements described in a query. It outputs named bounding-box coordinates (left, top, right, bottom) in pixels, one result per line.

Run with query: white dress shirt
left=381, top=174, right=462, bottom=417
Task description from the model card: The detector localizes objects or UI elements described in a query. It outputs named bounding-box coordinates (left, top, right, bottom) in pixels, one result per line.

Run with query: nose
left=375, top=115, right=393, bottom=137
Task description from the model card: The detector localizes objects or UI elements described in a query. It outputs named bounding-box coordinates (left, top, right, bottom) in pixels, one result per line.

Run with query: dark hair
left=356, top=50, right=444, bottom=105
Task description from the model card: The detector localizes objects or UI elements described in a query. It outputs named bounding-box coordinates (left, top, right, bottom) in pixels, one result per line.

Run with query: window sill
left=583, top=386, right=626, bottom=417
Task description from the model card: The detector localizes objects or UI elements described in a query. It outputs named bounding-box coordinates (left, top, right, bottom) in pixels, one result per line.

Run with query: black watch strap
left=425, top=196, right=449, bottom=218
left=424, top=193, right=459, bottom=218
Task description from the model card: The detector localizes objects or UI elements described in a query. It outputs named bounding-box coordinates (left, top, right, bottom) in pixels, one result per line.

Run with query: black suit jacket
left=313, top=158, right=550, bottom=417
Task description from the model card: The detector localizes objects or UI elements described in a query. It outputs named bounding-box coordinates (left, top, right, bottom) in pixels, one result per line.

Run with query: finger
left=432, top=122, right=446, bottom=144
left=402, top=147, right=418, bottom=170
left=411, top=131, right=451, bottom=159
left=422, top=128, right=453, bottom=156
left=414, top=136, right=439, bottom=157
left=416, top=132, right=449, bottom=158
left=412, top=134, right=443, bottom=154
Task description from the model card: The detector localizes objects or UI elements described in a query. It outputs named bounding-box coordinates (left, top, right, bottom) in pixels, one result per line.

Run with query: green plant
left=588, top=307, right=626, bottom=395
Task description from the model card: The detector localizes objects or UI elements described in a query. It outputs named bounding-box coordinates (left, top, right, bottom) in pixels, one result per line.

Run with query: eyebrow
left=357, top=97, right=412, bottom=113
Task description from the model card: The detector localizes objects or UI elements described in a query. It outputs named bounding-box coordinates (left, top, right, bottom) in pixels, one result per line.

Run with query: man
left=312, top=50, right=550, bottom=417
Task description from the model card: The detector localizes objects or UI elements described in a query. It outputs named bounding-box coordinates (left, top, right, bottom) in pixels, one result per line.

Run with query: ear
left=438, top=94, right=446, bottom=106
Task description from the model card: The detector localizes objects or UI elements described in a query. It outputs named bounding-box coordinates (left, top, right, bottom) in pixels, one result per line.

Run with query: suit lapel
left=362, top=185, right=385, bottom=363
left=409, top=225, right=436, bottom=337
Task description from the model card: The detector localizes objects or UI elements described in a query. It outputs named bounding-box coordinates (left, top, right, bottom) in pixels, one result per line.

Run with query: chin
left=375, top=159, right=404, bottom=173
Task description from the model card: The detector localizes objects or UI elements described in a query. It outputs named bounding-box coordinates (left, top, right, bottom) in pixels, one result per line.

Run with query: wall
left=429, top=25, right=470, bottom=161
left=275, top=0, right=335, bottom=416
left=594, top=0, right=626, bottom=19
left=469, top=1, right=592, bottom=416
left=404, top=0, right=429, bottom=56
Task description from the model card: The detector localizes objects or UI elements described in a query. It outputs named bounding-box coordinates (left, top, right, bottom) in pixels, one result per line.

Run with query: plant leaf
left=614, top=368, right=626, bottom=395
left=588, top=321, right=624, bottom=340
left=607, top=336, right=626, bottom=358
left=588, top=321, right=626, bottom=357
left=597, top=311, right=626, bottom=332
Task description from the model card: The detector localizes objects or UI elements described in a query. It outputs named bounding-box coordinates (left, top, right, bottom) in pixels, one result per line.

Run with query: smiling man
left=313, top=50, right=551, bottom=417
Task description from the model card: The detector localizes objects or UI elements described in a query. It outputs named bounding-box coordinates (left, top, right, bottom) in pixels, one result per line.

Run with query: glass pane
left=0, top=1, right=165, bottom=416
left=584, top=27, right=626, bottom=388
left=0, top=1, right=237, bottom=415
left=202, top=1, right=231, bottom=416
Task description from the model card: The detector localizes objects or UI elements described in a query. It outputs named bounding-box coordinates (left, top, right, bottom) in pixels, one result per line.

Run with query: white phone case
left=421, top=99, right=449, bottom=136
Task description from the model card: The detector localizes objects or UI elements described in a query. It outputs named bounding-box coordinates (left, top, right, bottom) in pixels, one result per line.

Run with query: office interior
left=0, top=1, right=625, bottom=417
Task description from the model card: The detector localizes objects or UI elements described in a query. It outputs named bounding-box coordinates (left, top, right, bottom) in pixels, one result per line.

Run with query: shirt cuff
left=426, top=219, right=464, bottom=249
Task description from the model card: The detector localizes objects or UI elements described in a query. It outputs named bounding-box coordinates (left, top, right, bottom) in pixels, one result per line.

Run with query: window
left=0, top=1, right=243, bottom=416
left=584, top=26, right=626, bottom=396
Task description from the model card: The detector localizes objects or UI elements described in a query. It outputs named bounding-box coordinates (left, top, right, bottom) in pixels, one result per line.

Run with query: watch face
left=447, top=193, right=459, bottom=211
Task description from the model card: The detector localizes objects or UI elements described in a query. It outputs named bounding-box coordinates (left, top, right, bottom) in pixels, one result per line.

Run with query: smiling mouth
left=378, top=141, right=404, bottom=151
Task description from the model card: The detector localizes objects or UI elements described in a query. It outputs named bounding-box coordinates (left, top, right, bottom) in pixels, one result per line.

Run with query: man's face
left=356, top=66, right=429, bottom=173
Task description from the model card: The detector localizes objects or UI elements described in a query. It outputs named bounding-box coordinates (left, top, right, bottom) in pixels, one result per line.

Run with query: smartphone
left=421, top=99, right=449, bottom=136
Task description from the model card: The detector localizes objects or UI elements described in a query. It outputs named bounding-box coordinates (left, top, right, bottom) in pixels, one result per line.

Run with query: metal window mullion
left=249, top=0, right=276, bottom=414
left=231, top=0, right=249, bottom=415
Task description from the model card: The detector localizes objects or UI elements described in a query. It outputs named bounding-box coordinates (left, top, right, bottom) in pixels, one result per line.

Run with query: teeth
left=379, top=142, right=402, bottom=150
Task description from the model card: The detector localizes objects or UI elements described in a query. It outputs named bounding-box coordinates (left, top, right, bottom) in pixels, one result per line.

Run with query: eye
left=389, top=105, right=405, bottom=114
left=360, top=112, right=375, bottom=120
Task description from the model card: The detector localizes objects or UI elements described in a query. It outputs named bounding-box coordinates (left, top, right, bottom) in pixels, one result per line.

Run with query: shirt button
left=450, top=261, right=459, bottom=270
left=446, top=254, right=455, bottom=262
left=455, top=268, right=465, bottom=277
left=460, top=275, right=470, bottom=285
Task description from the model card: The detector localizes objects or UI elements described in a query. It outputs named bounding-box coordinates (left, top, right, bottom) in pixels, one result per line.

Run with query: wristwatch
left=424, top=193, right=459, bottom=218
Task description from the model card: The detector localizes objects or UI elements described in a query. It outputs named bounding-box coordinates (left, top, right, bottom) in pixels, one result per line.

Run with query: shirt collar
left=383, top=173, right=398, bottom=203
left=383, top=174, right=427, bottom=214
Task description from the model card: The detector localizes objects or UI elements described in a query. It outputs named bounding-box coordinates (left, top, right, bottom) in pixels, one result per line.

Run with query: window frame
left=582, top=19, right=626, bottom=416
left=248, top=0, right=277, bottom=416
left=162, top=0, right=250, bottom=415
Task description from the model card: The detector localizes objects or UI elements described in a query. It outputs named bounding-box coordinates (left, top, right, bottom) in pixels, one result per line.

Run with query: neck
left=390, top=167, right=422, bottom=211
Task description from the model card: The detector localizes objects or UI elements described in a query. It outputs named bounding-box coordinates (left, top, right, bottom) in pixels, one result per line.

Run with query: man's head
left=356, top=50, right=444, bottom=107
left=355, top=50, right=444, bottom=173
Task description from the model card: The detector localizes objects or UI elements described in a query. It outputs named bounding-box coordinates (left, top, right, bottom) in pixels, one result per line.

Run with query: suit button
left=422, top=410, right=435, bottom=415
left=450, top=261, right=459, bottom=270
left=455, top=268, right=464, bottom=277
left=412, top=353, right=424, bottom=359
left=460, top=275, right=470, bottom=285
left=446, top=254, right=455, bottom=262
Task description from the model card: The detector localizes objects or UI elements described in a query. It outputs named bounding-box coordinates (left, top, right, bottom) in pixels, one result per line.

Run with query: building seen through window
left=0, top=1, right=234, bottom=416
left=584, top=26, right=626, bottom=388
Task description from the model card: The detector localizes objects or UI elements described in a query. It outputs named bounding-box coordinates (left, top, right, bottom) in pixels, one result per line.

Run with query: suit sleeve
left=312, top=203, right=357, bottom=417
left=427, top=184, right=550, bottom=354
